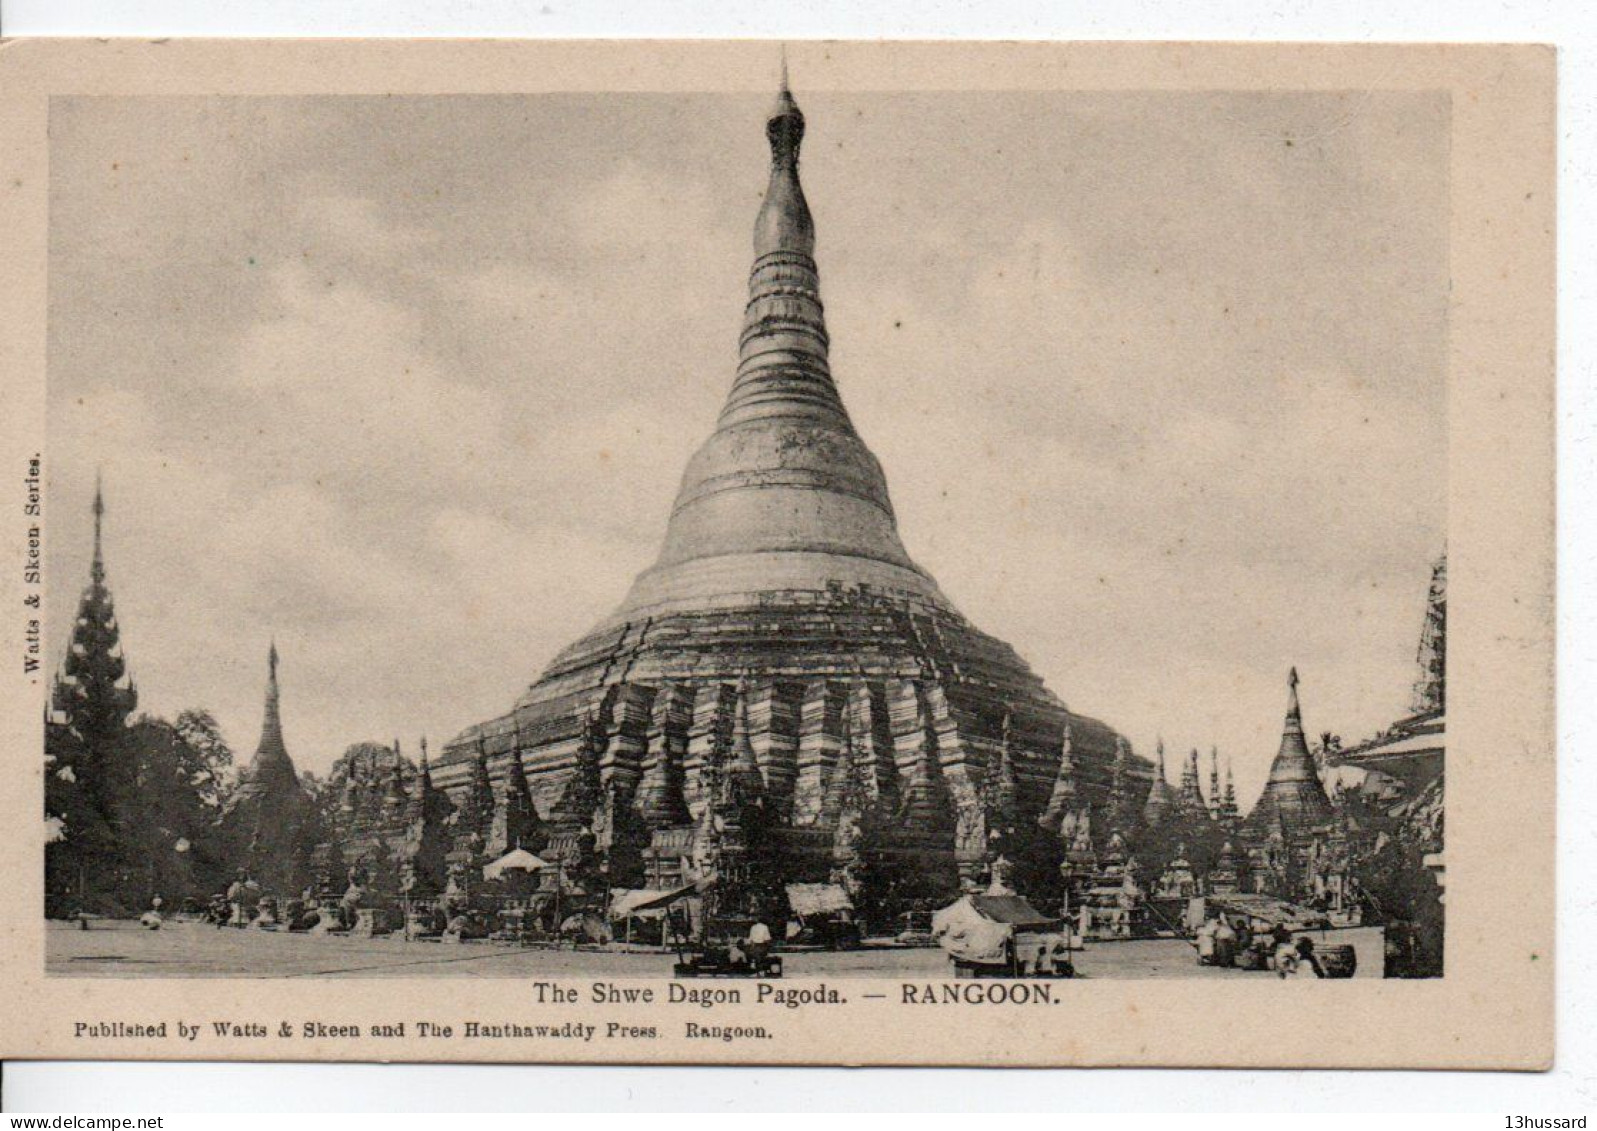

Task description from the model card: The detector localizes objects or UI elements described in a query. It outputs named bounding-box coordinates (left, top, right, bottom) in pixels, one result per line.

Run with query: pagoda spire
left=1412, top=552, right=1447, bottom=716
left=1207, top=746, right=1222, bottom=818
left=1220, top=754, right=1239, bottom=824
left=1178, top=746, right=1205, bottom=815
left=637, top=685, right=692, bottom=828
left=1039, top=719, right=1080, bottom=832
left=90, top=470, right=106, bottom=585
left=608, top=64, right=944, bottom=622
left=1108, top=735, right=1137, bottom=835
left=245, top=639, right=296, bottom=788
left=53, top=480, right=137, bottom=736
left=727, top=681, right=767, bottom=804
left=986, top=712, right=1020, bottom=832
left=1141, top=736, right=1177, bottom=826
left=492, top=725, right=544, bottom=855
left=899, top=682, right=953, bottom=832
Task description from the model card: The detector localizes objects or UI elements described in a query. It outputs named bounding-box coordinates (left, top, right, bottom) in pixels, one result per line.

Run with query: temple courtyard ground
left=46, top=920, right=1385, bottom=979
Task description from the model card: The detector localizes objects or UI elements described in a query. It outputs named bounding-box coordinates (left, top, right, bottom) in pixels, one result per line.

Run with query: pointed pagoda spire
left=90, top=469, right=106, bottom=585
left=1412, top=551, right=1446, bottom=715
left=1108, top=735, right=1135, bottom=835
left=1220, top=754, right=1239, bottom=824
left=1178, top=746, right=1206, bottom=816
left=1040, top=718, right=1081, bottom=832
left=222, top=640, right=308, bottom=890
left=246, top=639, right=296, bottom=787
left=1207, top=746, right=1222, bottom=818
left=1246, top=667, right=1334, bottom=839
left=727, top=681, right=767, bottom=803
left=383, top=737, right=409, bottom=816
left=898, top=682, right=952, bottom=831
left=491, top=725, right=544, bottom=854
left=554, top=709, right=606, bottom=827
left=407, top=734, right=455, bottom=828
left=637, top=684, right=692, bottom=828
left=408, top=735, right=431, bottom=819
left=821, top=695, right=858, bottom=822
left=608, top=63, right=945, bottom=622
left=986, top=712, right=1021, bottom=833
left=53, top=479, right=137, bottom=737
left=1141, top=736, right=1177, bottom=826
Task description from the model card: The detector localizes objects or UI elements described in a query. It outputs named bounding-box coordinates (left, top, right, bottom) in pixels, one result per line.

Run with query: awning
left=785, top=883, right=853, bottom=918
left=1205, top=894, right=1309, bottom=924
left=609, top=885, right=696, bottom=919
left=483, top=848, right=548, bottom=880
left=967, top=894, right=1059, bottom=929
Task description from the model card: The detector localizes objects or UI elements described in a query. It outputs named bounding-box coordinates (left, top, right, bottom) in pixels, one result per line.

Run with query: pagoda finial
left=90, top=471, right=106, bottom=584
left=758, top=60, right=810, bottom=255
left=1156, top=736, right=1166, bottom=781
left=1285, top=667, right=1303, bottom=731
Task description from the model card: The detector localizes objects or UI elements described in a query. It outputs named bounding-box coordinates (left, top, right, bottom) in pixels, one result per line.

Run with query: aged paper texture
left=0, top=39, right=1554, bottom=1067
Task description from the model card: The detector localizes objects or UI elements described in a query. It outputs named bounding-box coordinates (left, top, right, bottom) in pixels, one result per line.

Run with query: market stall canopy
left=609, top=885, right=696, bottom=919
left=931, top=896, right=1013, bottom=966
left=1204, top=893, right=1314, bottom=926
left=483, top=848, right=548, bottom=880
left=560, top=912, right=611, bottom=943
left=785, top=882, right=853, bottom=918
left=966, top=894, right=1060, bottom=930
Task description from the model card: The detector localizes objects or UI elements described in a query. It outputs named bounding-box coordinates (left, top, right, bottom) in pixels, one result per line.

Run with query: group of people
left=1196, top=915, right=1326, bottom=978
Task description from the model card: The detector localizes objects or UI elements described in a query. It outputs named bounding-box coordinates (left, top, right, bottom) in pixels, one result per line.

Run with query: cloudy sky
left=46, top=90, right=1447, bottom=804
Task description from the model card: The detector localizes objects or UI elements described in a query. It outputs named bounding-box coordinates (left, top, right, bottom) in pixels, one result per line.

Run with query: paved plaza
left=46, top=920, right=1385, bottom=980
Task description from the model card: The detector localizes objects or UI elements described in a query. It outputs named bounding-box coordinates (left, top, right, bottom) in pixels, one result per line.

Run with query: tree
left=125, top=711, right=238, bottom=903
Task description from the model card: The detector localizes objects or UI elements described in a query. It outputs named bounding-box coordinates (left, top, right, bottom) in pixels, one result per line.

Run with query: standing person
left=226, top=870, right=247, bottom=927
left=239, top=875, right=262, bottom=928
left=745, top=919, right=772, bottom=971
left=1293, top=936, right=1324, bottom=978
left=1214, top=915, right=1237, bottom=967
left=1196, top=916, right=1219, bottom=966
left=1274, top=936, right=1301, bottom=977
left=1269, top=921, right=1292, bottom=966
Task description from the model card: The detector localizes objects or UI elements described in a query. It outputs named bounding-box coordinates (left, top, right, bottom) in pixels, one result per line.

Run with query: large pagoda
left=436, top=75, right=1143, bottom=913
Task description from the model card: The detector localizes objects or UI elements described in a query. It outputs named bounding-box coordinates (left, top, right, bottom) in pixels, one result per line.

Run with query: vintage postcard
left=0, top=39, right=1554, bottom=1067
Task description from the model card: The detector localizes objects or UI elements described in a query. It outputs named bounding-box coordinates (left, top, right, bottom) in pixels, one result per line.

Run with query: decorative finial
left=780, top=43, right=789, bottom=94
left=268, top=638, right=278, bottom=680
